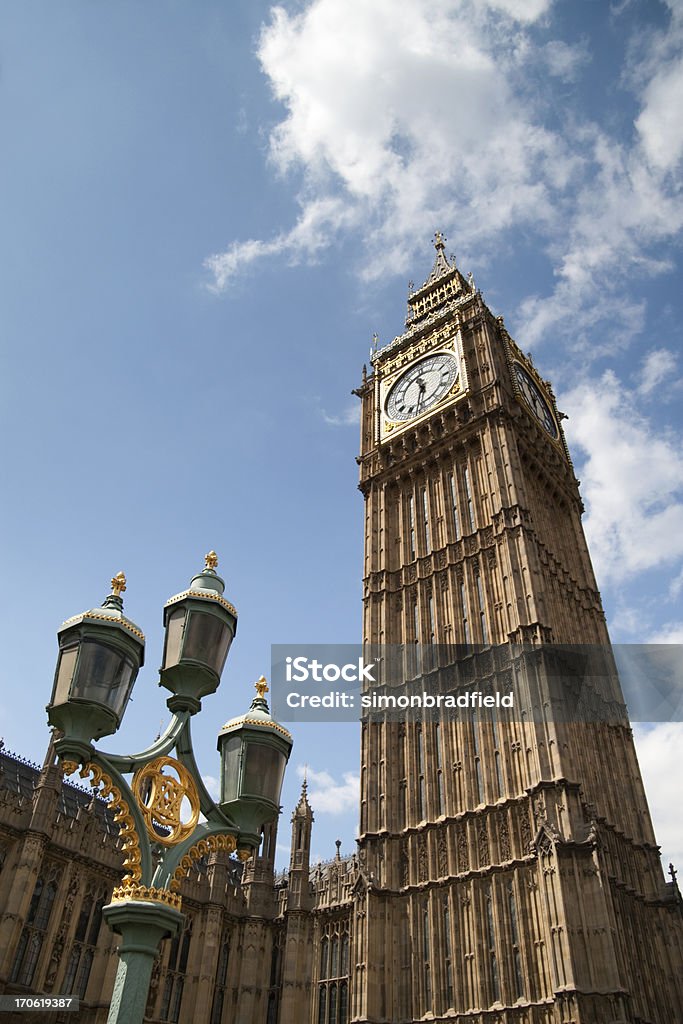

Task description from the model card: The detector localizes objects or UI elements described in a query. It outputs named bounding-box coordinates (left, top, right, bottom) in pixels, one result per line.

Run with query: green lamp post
left=46, top=554, right=292, bottom=1024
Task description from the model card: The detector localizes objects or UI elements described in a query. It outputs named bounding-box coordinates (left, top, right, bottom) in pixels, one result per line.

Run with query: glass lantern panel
left=163, top=608, right=186, bottom=669
left=243, top=743, right=286, bottom=804
left=183, top=611, right=232, bottom=675
left=53, top=646, right=79, bottom=704
left=220, top=735, right=242, bottom=803
left=71, top=642, right=135, bottom=719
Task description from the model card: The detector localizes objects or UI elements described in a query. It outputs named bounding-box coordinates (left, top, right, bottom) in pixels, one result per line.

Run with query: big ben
left=352, top=235, right=683, bottom=1023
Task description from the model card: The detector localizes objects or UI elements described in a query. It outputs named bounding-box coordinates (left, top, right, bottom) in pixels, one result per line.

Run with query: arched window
left=328, top=982, right=338, bottom=1024
left=339, top=981, right=348, bottom=1024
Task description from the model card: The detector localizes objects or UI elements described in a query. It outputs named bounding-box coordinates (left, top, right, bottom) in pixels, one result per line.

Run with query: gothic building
left=0, top=239, right=682, bottom=1023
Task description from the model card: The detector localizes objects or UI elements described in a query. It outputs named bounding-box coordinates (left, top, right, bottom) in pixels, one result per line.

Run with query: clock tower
left=352, top=236, right=683, bottom=1022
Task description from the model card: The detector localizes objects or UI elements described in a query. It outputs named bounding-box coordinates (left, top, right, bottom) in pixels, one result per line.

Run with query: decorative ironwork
left=62, top=760, right=142, bottom=884
left=110, top=883, right=182, bottom=911
left=170, top=833, right=238, bottom=892
left=132, top=757, right=200, bottom=847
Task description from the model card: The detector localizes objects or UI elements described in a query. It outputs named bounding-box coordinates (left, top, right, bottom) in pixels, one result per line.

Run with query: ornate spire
left=423, top=230, right=454, bottom=285
left=296, top=770, right=312, bottom=814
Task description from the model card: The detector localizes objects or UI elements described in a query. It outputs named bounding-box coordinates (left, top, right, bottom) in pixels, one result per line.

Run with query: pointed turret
left=287, top=775, right=314, bottom=910
left=405, top=232, right=474, bottom=326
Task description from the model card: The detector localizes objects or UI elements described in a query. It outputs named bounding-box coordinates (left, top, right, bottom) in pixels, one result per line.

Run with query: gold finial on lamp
left=111, top=572, right=127, bottom=597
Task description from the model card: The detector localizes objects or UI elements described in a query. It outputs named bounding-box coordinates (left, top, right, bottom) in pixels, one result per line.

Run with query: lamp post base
left=103, top=899, right=184, bottom=1024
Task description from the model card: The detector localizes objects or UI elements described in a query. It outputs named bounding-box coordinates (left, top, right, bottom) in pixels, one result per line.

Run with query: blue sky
left=1, top=0, right=682, bottom=871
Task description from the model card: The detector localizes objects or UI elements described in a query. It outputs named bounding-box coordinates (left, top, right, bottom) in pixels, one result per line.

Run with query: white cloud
left=633, top=723, right=683, bottom=868
left=321, top=402, right=361, bottom=427
left=648, top=624, right=683, bottom=644
left=202, top=774, right=220, bottom=800
left=670, top=568, right=683, bottom=599
left=637, top=348, right=678, bottom=395
left=541, top=39, right=590, bottom=82
left=206, top=0, right=574, bottom=290
left=204, top=196, right=351, bottom=291
left=297, top=763, right=359, bottom=814
left=562, top=370, right=683, bottom=584
left=635, top=14, right=683, bottom=175
left=202, top=0, right=683, bottom=440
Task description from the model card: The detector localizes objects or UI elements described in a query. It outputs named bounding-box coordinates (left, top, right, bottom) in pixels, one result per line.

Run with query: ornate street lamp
left=46, top=554, right=292, bottom=1024
left=48, top=572, right=144, bottom=755
left=218, top=676, right=292, bottom=850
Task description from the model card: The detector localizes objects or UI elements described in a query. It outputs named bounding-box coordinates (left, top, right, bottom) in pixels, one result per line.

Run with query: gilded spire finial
left=433, top=231, right=446, bottom=251
left=205, top=550, right=219, bottom=571
left=110, top=572, right=127, bottom=597
left=255, top=675, right=269, bottom=699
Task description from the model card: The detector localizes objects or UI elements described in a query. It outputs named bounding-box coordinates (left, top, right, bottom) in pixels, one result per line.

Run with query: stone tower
left=352, top=236, right=683, bottom=1022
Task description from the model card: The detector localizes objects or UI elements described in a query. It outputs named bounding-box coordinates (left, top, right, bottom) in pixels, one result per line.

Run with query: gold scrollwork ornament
left=132, top=756, right=200, bottom=846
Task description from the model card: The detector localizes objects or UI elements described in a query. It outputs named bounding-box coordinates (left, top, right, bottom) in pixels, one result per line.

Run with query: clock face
left=513, top=362, right=558, bottom=438
left=385, top=352, right=459, bottom=422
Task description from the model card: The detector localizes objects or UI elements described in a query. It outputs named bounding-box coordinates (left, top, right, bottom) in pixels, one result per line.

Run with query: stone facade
left=1, top=241, right=682, bottom=1023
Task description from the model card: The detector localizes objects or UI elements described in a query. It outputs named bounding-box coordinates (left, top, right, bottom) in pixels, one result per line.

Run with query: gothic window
left=463, top=466, right=475, bottom=532
left=422, top=487, right=431, bottom=552
left=210, top=928, right=231, bottom=1024
left=435, top=723, right=444, bottom=815
left=160, top=916, right=192, bottom=1023
left=63, top=881, right=106, bottom=1000
left=339, top=981, right=348, bottom=1023
left=448, top=472, right=461, bottom=541
left=266, top=993, right=278, bottom=1024
left=62, top=945, right=81, bottom=996
left=399, top=781, right=407, bottom=830
left=75, top=949, right=93, bottom=999
left=475, top=572, right=489, bottom=644
left=11, top=867, right=60, bottom=987
left=426, top=592, right=436, bottom=673
left=422, top=900, right=432, bottom=1008
left=508, top=882, right=525, bottom=998
left=471, top=718, right=484, bottom=805
left=485, top=885, right=500, bottom=1003
left=417, top=726, right=425, bottom=820
left=408, top=493, right=416, bottom=561
left=491, top=715, right=504, bottom=798
left=318, top=920, right=350, bottom=1024
left=443, top=895, right=454, bottom=1008
left=459, top=580, right=470, bottom=645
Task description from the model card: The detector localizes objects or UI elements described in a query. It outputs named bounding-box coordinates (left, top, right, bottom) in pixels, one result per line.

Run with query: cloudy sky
left=1, top=0, right=682, bottom=870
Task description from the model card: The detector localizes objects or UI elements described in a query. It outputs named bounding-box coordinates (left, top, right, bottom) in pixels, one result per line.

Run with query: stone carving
left=521, top=808, right=532, bottom=854
left=457, top=827, right=469, bottom=872
left=498, top=813, right=511, bottom=862
left=478, top=825, right=489, bottom=867
left=438, top=834, right=448, bottom=877
left=418, top=833, right=428, bottom=881
left=400, top=844, right=409, bottom=887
